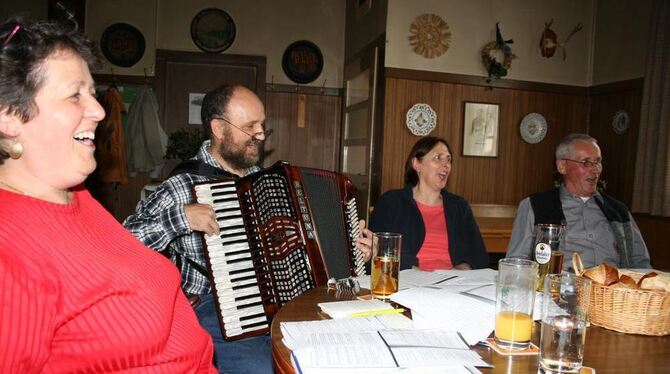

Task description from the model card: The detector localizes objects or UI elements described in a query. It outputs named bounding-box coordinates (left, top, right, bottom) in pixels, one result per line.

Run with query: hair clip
left=3, top=24, right=21, bottom=47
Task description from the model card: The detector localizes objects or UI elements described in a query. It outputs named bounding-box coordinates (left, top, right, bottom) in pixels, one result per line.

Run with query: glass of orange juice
left=495, top=258, right=538, bottom=350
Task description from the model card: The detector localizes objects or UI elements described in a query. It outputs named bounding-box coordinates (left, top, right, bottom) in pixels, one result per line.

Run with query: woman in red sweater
left=0, top=16, right=216, bottom=372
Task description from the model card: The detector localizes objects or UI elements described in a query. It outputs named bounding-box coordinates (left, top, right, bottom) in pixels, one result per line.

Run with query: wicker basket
left=573, top=254, right=670, bottom=336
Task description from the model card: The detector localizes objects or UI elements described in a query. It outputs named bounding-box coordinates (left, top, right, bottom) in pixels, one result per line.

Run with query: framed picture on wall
left=463, top=102, right=500, bottom=157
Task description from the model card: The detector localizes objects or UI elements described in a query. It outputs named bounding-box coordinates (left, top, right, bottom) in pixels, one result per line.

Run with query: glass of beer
left=540, top=273, right=591, bottom=373
left=495, top=258, right=538, bottom=350
left=370, top=232, right=401, bottom=299
left=532, top=224, right=565, bottom=291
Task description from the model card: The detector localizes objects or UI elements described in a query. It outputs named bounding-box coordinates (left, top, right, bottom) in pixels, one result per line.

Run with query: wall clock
left=100, top=23, right=145, bottom=68
left=190, top=8, right=236, bottom=53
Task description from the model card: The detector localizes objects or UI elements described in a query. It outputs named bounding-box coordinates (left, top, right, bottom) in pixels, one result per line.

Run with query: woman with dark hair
left=357, top=137, right=488, bottom=271
left=0, top=16, right=215, bottom=372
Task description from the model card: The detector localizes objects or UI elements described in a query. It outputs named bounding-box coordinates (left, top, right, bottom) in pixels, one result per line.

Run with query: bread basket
left=573, top=253, right=670, bottom=335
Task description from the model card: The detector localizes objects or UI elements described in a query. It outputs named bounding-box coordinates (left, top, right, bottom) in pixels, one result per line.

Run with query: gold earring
left=8, top=138, right=23, bottom=159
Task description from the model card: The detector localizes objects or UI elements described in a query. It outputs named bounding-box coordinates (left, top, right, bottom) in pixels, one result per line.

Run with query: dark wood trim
left=384, top=67, right=589, bottom=95
left=266, top=83, right=342, bottom=96
left=93, top=73, right=156, bottom=86
left=588, top=78, right=644, bottom=96
left=155, top=49, right=266, bottom=102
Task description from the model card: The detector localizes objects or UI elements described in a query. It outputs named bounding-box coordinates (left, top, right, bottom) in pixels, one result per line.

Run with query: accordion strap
left=168, top=159, right=238, bottom=180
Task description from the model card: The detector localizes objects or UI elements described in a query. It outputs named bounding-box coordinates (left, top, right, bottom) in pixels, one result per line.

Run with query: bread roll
left=638, top=272, right=670, bottom=292
left=613, top=274, right=638, bottom=289
left=582, top=263, right=619, bottom=286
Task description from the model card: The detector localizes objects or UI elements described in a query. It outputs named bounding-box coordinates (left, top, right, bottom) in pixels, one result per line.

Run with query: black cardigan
left=369, top=186, right=489, bottom=270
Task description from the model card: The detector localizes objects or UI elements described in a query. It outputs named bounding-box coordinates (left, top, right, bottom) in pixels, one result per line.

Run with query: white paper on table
left=318, top=299, right=393, bottom=318
left=290, top=330, right=488, bottom=370
left=397, top=269, right=459, bottom=289
left=281, top=315, right=413, bottom=350
left=390, top=287, right=495, bottom=345
left=281, top=317, right=388, bottom=350
left=462, top=284, right=496, bottom=302
left=379, top=329, right=469, bottom=349
left=434, top=268, right=497, bottom=286
left=392, top=347, right=491, bottom=368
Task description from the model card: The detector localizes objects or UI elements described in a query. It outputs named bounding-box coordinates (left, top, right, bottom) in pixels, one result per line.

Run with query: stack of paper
left=318, top=299, right=394, bottom=319
left=284, top=325, right=489, bottom=374
left=390, top=287, right=496, bottom=345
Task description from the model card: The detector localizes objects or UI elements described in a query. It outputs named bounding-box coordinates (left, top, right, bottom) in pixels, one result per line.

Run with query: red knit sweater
left=0, top=187, right=216, bottom=373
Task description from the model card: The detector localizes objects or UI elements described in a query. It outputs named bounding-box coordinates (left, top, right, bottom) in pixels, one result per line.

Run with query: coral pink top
left=0, top=187, right=216, bottom=373
left=416, top=200, right=453, bottom=271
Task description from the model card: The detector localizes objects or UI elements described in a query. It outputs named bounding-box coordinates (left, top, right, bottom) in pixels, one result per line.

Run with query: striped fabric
left=0, top=187, right=217, bottom=373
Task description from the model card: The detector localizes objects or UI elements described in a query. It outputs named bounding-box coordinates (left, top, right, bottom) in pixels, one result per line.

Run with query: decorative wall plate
left=190, top=8, right=236, bottom=53
left=612, top=110, right=629, bottom=135
left=281, top=40, right=323, bottom=84
left=100, top=23, right=145, bottom=68
left=408, top=14, right=451, bottom=59
left=520, top=113, right=548, bottom=144
left=406, top=103, right=437, bottom=136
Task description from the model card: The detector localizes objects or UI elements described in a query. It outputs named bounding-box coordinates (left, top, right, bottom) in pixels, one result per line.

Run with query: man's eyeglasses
left=562, top=158, right=603, bottom=168
left=212, top=116, right=273, bottom=141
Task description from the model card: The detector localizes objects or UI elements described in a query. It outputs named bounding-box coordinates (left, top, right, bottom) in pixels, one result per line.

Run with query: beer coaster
left=357, top=294, right=374, bottom=301
left=486, top=338, right=539, bottom=355
left=538, top=367, right=595, bottom=374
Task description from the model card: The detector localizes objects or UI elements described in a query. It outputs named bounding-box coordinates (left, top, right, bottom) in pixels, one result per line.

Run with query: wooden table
left=271, top=286, right=670, bottom=373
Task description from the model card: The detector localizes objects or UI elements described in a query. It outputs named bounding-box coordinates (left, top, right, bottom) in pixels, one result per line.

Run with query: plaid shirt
left=123, top=140, right=260, bottom=295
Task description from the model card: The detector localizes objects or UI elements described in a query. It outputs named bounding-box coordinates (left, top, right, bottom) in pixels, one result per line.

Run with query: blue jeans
left=195, top=294, right=274, bottom=374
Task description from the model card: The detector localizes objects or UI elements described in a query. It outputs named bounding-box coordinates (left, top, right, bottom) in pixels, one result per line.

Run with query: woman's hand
left=454, top=262, right=472, bottom=270
left=355, top=220, right=373, bottom=262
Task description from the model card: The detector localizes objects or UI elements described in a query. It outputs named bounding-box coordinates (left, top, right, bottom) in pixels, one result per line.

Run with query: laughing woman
left=357, top=137, right=488, bottom=271
left=0, top=16, right=215, bottom=372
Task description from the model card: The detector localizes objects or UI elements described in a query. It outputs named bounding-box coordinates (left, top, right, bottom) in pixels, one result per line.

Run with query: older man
left=506, top=133, right=650, bottom=271
left=124, top=85, right=273, bottom=374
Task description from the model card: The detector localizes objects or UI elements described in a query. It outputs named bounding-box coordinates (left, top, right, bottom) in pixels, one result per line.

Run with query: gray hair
left=555, top=133, right=598, bottom=160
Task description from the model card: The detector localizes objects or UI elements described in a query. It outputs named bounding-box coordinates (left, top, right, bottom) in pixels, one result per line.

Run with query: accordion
left=193, top=161, right=365, bottom=341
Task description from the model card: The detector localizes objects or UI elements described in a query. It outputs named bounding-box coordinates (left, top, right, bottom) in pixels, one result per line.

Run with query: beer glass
left=540, top=273, right=591, bottom=373
left=370, top=232, right=401, bottom=299
left=532, top=224, right=565, bottom=291
left=495, top=258, right=538, bottom=350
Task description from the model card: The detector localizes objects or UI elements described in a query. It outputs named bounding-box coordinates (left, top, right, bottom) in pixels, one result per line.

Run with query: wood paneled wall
left=93, top=85, right=344, bottom=222
left=264, top=87, right=342, bottom=171
left=635, top=214, right=670, bottom=271
left=588, top=79, right=643, bottom=207
left=381, top=70, right=588, bottom=205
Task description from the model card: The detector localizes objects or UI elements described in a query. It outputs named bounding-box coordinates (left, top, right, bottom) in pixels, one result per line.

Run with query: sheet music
left=281, top=315, right=413, bottom=350
left=289, top=329, right=489, bottom=372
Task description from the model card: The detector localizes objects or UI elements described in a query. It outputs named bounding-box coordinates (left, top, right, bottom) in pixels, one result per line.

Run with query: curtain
left=632, top=0, right=670, bottom=216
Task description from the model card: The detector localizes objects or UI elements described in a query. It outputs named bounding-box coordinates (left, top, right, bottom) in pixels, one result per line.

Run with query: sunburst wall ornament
left=409, top=14, right=451, bottom=59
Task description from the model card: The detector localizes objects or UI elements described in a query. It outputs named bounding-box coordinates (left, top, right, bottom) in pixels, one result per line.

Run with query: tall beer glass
left=371, top=232, right=401, bottom=299
left=532, top=224, right=564, bottom=291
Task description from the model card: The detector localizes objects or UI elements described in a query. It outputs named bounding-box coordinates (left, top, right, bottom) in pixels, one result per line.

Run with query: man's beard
left=218, top=135, right=263, bottom=171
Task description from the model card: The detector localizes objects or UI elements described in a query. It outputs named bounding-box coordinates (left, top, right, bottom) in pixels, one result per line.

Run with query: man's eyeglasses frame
left=561, top=159, right=603, bottom=169
left=212, top=116, right=272, bottom=141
